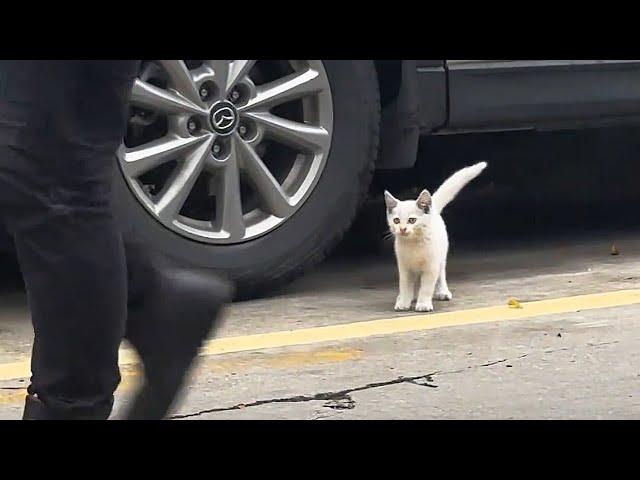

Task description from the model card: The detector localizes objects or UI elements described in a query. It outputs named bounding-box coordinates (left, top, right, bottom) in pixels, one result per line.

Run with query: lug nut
left=199, top=87, right=209, bottom=100
left=230, top=89, right=240, bottom=102
left=187, top=119, right=198, bottom=133
left=212, top=144, right=222, bottom=155
left=238, top=124, right=248, bottom=137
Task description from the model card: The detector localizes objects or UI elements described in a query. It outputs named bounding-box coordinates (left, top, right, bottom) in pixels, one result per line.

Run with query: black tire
left=114, top=60, right=380, bottom=299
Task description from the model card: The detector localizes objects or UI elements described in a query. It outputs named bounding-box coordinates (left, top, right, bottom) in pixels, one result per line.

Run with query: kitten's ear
left=416, top=189, right=432, bottom=212
left=384, top=190, right=398, bottom=209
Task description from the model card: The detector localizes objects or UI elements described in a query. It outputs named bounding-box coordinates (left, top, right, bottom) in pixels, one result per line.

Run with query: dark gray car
left=4, top=60, right=640, bottom=298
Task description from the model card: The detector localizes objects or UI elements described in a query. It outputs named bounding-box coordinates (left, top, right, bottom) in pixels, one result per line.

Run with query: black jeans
left=0, top=60, right=140, bottom=418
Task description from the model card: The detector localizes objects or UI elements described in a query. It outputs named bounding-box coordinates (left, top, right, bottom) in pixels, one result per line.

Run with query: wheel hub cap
left=210, top=101, right=239, bottom=135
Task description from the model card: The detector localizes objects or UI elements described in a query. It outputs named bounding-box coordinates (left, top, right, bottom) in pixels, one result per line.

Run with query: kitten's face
left=384, top=190, right=432, bottom=239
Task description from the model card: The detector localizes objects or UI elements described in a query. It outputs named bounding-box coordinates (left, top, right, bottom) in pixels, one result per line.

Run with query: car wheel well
left=374, top=60, right=403, bottom=107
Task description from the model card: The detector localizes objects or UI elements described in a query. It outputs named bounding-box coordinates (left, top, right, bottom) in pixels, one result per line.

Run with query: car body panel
left=443, top=60, right=640, bottom=132
left=375, top=59, right=640, bottom=170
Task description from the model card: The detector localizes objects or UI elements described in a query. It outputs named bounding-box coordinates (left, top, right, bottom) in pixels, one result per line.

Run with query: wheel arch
left=373, top=60, right=421, bottom=170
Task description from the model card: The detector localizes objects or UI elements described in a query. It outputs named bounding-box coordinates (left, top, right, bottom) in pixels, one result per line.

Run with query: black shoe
left=123, top=249, right=233, bottom=420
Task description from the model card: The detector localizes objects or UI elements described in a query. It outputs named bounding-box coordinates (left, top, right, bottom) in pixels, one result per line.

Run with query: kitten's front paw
left=394, top=297, right=413, bottom=311
left=434, top=290, right=453, bottom=301
left=415, top=301, right=434, bottom=312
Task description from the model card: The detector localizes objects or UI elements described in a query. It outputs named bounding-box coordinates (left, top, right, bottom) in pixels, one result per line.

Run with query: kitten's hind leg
left=434, top=260, right=453, bottom=301
left=395, top=267, right=416, bottom=311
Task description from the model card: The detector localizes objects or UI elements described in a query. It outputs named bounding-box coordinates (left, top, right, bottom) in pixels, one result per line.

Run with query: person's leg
left=123, top=237, right=233, bottom=420
left=15, top=186, right=128, bottom=419
left=1, top=60, right=232, bottom=419
left=0, top=60, right=139, bottom=419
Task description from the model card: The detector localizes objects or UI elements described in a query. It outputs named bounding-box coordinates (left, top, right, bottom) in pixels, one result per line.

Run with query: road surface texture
left=1, top=126, right=640, bottom=420
left=1, top=228, right=639, bottom=420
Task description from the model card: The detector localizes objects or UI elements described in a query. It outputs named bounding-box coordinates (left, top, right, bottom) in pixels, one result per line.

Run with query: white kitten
left=384, top=162, right=487, bottom=312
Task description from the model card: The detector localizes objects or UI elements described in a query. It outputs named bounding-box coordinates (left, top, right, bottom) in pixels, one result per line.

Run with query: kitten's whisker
left=382, top=231, right=395, bottom=241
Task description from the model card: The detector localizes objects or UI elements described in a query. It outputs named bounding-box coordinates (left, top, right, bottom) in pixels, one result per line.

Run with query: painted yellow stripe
left=0, top=362, right=32, bottom=383
left=0, top=365, right=142, bottom=406
left=1, top=288, right=639, bottom=383
left=0, top=348, right=362, bottom=406
left=198, top=289, right=640, bottom=355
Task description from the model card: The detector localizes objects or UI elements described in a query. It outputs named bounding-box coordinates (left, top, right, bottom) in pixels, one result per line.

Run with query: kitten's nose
left=399, top=227, right=407, bottom=234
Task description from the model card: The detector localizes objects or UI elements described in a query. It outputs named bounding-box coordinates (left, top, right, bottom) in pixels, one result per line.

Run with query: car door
left=444, top=60, right=640, bottom=131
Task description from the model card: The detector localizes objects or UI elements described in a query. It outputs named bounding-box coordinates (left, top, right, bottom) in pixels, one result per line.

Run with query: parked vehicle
left=5, top=60, right=640, bottom=298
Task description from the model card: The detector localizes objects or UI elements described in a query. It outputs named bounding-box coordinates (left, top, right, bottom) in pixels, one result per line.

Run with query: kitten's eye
left=393, top=218, right=400, bottom=224
left=408, top=218, right=417, bottom=224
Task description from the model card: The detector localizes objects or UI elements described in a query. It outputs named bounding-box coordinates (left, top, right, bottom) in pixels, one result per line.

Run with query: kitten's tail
left=432, top=162, right=487, bottom=214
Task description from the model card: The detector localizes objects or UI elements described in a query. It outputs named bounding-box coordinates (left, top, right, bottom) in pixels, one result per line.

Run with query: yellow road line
left=0, top=347, right=362, bottom=406
left=0, top=362, right=32, bottom=383
left=1, top=288, right=639, bottom=383
left=0, top=363, right=145, bottom=406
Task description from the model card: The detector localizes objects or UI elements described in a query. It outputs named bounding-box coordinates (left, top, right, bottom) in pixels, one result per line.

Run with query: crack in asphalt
left=433, top=354, right=529, bottom=376
left=171, top=339, right=621, bottom=419
left=170, top=355, right=532, bottom=419
left=171, top=372, right=439, bottom=419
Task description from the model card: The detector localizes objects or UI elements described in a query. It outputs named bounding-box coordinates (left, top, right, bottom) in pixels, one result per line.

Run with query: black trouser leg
left=122, top=238, right=233, bottom=420
left=1, top=60, right=231, bottom=420
left=0, top=60, right=140, bottom=419
left=14, top=187, right=128, bottom=419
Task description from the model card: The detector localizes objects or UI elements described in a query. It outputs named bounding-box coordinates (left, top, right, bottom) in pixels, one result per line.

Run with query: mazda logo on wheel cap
left=210, top=101, right=239, bottom=135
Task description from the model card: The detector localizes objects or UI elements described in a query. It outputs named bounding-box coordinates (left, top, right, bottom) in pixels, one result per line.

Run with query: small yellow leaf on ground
left=507, top=298, right=523, bottom=309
